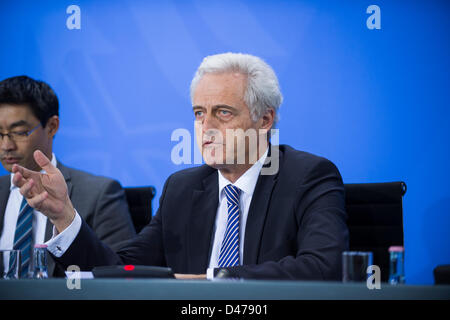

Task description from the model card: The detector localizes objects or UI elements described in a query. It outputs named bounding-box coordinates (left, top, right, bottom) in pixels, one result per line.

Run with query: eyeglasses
left=0, top=124, right=42, bottom=142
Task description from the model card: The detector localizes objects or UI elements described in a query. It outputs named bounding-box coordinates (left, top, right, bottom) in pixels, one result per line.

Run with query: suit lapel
left=187, top=171, right=219, bottom=273
left=0, top=175, right=11, bottom=237
left=57, top=162, right=73, bottom=198
left=243, top=145, right=281, bottom=264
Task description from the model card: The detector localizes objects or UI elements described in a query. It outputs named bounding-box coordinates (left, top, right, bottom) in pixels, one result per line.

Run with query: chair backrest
left=344, top=181, right=406, bottom=282
left=434, top=265, right=450, bottom=284
left=124, top=186, right=156, bottom=233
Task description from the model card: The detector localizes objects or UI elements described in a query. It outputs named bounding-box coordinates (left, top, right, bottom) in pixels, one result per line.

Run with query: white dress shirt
left=0, top=154, right=57, bottom=251
left=206, top=149, right=268, bottom=279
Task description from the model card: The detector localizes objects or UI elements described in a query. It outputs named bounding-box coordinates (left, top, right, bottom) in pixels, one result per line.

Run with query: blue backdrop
left=1, top=0, right=449, bottom=284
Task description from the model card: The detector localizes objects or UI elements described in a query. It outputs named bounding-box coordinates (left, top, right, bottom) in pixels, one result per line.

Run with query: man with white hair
left=12, top=53, right=349, bottom=280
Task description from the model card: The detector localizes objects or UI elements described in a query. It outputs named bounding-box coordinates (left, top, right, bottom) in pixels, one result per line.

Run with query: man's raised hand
left=12, top=150, right=75, bottom=233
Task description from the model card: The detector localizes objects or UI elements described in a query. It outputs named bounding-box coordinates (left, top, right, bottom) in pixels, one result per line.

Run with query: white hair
left=190, top=52, right=283, bottom=125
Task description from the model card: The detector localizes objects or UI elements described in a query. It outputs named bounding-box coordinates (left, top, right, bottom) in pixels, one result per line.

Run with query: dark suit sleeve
left=52, top=176, right=171, bottom=271
left=220, top=158, right=349, bottom=280
left=89, top=179, right=136, bottom=251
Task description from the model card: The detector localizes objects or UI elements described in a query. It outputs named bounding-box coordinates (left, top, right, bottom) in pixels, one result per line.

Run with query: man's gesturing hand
left=12, top=150, right=75, bottom=233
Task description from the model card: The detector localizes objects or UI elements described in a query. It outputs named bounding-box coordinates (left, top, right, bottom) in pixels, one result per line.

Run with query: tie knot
left=224, top=184, right=240, bottom=195
left=224, top=184, right=240, bottom=202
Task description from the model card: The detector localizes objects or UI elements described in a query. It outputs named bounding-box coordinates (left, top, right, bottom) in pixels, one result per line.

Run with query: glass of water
left=0, top=250, right=21, bottom=279
left=342, top=251, right=373, bottom=282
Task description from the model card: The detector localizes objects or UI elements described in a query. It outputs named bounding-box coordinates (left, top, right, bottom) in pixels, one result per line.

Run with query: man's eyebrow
left=192, top=104, right=237, bottom=112
left=5, top=120, right=30, bottom=130
left=213, top=104, right=235, bottom=110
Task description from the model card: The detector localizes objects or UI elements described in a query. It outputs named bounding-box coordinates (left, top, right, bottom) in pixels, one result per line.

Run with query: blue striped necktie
left=218, top=184, right=241, bottom=267
left=13, top=198, right=34, bottom=278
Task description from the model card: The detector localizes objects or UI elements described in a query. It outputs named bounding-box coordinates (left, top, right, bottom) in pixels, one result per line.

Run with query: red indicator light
left=124, top=265, right=135, bottom=271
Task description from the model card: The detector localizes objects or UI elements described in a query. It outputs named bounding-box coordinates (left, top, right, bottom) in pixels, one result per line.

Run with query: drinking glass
left=0, top=250, right=21, bottom=279
left=342, top=251, right=373, bottom=282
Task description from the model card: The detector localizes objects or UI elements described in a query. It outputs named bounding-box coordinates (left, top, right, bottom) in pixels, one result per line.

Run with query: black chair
left=345, top=181, right=406, bottom=282
left=434, top=265, right=450, bottom=285
left=124, top=186, right=156, bottom=233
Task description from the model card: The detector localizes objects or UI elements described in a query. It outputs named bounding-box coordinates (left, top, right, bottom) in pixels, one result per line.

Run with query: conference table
left=1, top=278, right=449, bottom=300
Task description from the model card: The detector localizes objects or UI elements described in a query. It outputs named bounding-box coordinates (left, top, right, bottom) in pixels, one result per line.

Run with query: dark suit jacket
left=0, top=161, right=136, bottom=276
left=53, top=145, right=349, bottom=280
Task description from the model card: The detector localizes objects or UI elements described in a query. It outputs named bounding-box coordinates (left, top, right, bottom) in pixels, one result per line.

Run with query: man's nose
left=202, top=114, right=218, bottom=133
left=0, top=135, right=17, bottom=151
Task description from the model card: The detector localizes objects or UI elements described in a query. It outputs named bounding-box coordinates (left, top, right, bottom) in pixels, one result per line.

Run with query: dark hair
left=0, top=75, right=59, bottom=127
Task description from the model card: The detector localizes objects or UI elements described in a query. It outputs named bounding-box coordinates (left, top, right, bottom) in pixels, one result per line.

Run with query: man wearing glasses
left=0, top=76, right=136, bottom=277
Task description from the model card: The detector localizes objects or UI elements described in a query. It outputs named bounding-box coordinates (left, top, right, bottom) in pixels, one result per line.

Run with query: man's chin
left=203, top=159, right=221, bottom=169
left=1, top=160, right=33, bottom=173
left=202, top=156, right=227, bottom=169
left=203, top=157, right=240, bottom=171
left=201, top=149, right=239, bottom=169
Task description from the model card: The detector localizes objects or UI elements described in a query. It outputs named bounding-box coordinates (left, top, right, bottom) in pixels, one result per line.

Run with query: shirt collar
left=10, top=153, right=57, bottom=191
left=218, top=147, right=268, bottom=200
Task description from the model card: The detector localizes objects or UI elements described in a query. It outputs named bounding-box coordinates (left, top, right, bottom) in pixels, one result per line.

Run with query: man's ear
left=45, top=115, right=59, bottom=138
left=260, top=108, right=275, bottom=131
